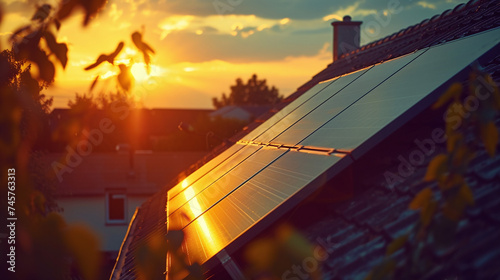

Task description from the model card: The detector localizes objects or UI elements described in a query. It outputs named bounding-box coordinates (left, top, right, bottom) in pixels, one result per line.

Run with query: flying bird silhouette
left=131, top=31, right=155, bottom=72
left=84, top=41, right=124, bottom=70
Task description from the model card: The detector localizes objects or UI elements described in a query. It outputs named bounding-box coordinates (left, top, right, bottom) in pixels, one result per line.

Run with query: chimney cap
left=331, top=15, right=362, bottom=26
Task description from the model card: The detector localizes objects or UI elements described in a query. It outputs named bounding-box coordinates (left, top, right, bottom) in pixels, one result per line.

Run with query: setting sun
left=130, top=62, right=165, bottom=82
left=130, top=63, right=150, bottom=81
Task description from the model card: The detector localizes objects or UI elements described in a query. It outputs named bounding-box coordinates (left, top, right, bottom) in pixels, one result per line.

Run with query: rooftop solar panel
left=301, top=27, right=500, bottom=156
left=168, top=145, right=260, bottom=216
left=168, top=27, right=500, bottom=277
left=181, top=151, right=349, bottom=265
left=168, top=148, right=287, bottom=230
left=167, top=145, right=244, bottom=199
left=242, top=79, right=335, bottom=141
left=269, top=50, right=423, bottom=146
left=168, top=79, right=335, bottom=202
left=253, top=68, right=369, bottom=143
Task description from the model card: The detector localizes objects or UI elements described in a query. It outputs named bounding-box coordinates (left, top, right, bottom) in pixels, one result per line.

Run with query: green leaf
left=409, top=187, right=433, bottom=210
left=386, top=234, right=408, bottom=256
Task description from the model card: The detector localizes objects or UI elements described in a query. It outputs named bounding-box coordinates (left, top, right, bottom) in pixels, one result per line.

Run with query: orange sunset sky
left=1, top=0, right=465, bottom=108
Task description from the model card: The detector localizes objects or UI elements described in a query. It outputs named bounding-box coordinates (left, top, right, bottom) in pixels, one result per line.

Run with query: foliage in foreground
left=367, top=68, right=500, bottom=280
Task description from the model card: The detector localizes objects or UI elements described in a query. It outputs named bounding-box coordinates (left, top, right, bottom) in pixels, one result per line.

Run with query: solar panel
left=267, top=50, right=423, bottom=146
left=301, top=27, right=500, bottom=157
left=168, top=27, right=500, bottom=275
left=168, top=148, right=287, bottom=230
left=168, top=145, right=260, bottom=216
left=253, top=68, right=369, bottom=143
left=180, top=151, right=349, bottom=264
left=242, top=79, right=336, bottom=141
left=167, top=144, right=244, bottom=199
left=168, top=78, right=336, bottom=202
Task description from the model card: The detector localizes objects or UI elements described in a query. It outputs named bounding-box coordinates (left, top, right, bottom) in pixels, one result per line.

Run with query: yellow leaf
left=409, top=188, right=433, bottom=210
left=440, top=174, right=464, bottom=191
left=421, top=199, right=437, bottom=227
left=64, top=224, right=101, bottom=280
left=424, top=154, right=448, bottom=182
left=386, top=234, right=408, bottom=256
left=452, top=145, right=471, bottom=169
left=480, top=121, right=498, bottom=157
left=433, top=82, right=462, bottom=109
left=459, top=184, right=474, bottom=206
left=446, top=130, right=464, bottom=153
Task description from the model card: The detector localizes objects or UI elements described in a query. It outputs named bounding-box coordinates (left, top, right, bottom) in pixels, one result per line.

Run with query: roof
left=45, top=152, right=207, bottom=196
left=49, top=108, right=213, bottom=150
left=209, top=105, right=273, bottom=122
left=111, top=0, right=500, bottom=279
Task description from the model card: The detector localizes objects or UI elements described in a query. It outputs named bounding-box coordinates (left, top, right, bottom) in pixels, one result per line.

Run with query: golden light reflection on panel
left=181, top=179, right=189, bottom=189
left=184, top=187, right=218, bottom=256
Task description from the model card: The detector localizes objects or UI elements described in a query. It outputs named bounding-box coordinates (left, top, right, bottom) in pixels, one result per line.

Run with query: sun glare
left=130, top=63, right=164, bottom=82
left=131, top=63, right=149, bottom=81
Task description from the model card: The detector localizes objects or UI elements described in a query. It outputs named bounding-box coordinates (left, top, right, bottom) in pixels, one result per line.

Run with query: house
left=111, top=0, right=500, bottom=279
left=49, top=108, right=213, bottom=151
left=209, top=105, right=273, bottom=122
left=47, top=151, right=207, bottom=267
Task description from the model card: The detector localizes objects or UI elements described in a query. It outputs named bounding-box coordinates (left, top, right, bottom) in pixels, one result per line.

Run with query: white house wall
left=57, top=195, right=150, bottom=252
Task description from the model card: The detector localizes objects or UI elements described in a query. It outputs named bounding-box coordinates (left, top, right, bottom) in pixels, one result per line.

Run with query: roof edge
left=110, top=207, right=140, bottom=280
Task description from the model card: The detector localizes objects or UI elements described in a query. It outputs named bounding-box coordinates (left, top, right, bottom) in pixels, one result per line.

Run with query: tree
left=212, top=74, right=283, bottom=108
left=0, top=1, right=108, bottom=279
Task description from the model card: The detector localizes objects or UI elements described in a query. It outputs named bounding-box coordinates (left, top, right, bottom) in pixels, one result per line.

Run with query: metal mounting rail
left=237, top=140, right=351, bottom=157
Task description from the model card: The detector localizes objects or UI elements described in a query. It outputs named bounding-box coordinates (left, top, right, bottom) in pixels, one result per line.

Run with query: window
left=106, top=191, right=127, bottom=225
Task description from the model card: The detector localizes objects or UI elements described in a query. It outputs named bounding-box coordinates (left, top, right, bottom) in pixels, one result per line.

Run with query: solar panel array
left=166, top=27, right=500, bottom=270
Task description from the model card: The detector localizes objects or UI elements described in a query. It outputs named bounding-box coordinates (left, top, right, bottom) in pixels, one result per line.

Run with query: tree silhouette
left=212, top=74, right=283, bottom=109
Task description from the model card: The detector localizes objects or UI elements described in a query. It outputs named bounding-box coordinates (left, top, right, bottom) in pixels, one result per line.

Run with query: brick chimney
left=331, top=15, right=362, bottom=61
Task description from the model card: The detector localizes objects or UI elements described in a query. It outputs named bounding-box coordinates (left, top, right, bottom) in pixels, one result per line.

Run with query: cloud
left=416, top=1, right=438, bottom=9
left=159, top=15, right=194, bottom=39
left=322, top=1, right=377, bottom=22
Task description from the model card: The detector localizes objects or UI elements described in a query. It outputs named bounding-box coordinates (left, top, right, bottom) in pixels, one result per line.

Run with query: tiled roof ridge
left=337, top=0, right=484, bottom=61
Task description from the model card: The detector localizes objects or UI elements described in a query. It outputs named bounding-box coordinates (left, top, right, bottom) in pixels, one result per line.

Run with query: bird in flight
left=84, top=41, right=124, bottom=70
